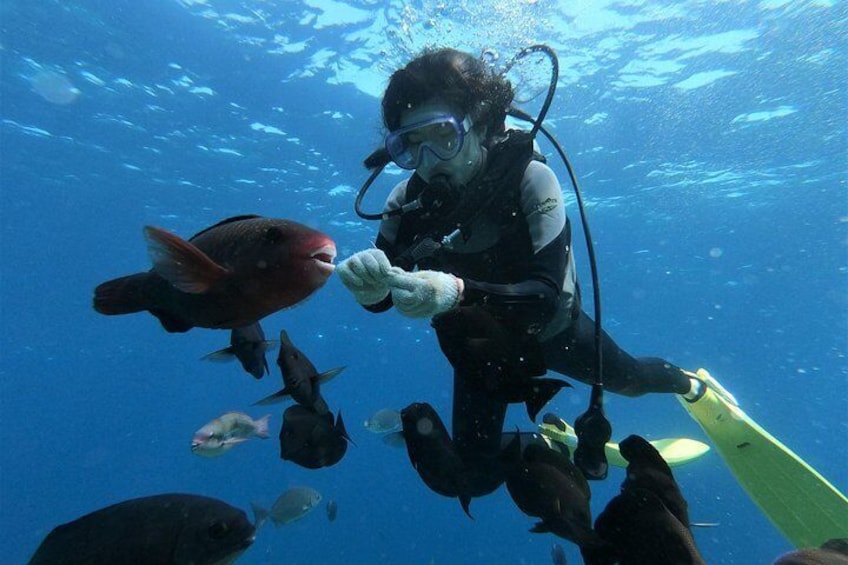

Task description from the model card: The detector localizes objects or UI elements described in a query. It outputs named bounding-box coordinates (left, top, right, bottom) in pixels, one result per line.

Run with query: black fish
left=400, top=402, right=473, bottom=517
left=253, top=330, right=345, bottom=412
left=433, top=305, right=569, bottom=421
left=94, top=215, right=336, bottom=332
left=202, top=322, right=278, bottom=379
left=506, top=443, right=599, bottom=548
left=582, top=435, right=705, bottom=565
left=326, top=499, right=338, bottom=522
left=279, top=404, right=351, bottom=469
left=586, top=487, right=705, bottom=565
left=619, top=434, right=690, bottom=527
left=29, top=493, right=255, bottom=565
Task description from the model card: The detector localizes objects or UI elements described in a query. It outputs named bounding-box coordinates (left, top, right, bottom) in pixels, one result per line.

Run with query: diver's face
left=399, top=100, right=485, bottom=186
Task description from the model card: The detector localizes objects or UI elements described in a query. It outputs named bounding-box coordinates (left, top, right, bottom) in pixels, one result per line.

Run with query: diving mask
left=385, top=115, right=471, bottom=170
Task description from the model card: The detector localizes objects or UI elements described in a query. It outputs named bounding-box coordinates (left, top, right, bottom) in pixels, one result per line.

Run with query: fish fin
left=459, top=495, right=473, bottom=520
left=250, top=502, right=270, bottom=530
left=254, top=414, right=272, bottom=439
left=222, top=437, right=249, bottom=446
left=382, top=431, right=406, bottom=448
left=317, top=366, right=346, bottom=385
left=252, top=387, right=293, bottom=406
left=201, top=346, right=237, bottom=362
left=93, top=273, right=151, bottom=315
left=571, top=528, right=607, bottom=550
left=525, top=378, right=571, bottom=423
left=150, top=308, right=194, bottom=333
left=188, top=215, right=263, bottom=240
left=144, top=225, right=230, bottom=293
left=335, top=412, right=355, bottom=447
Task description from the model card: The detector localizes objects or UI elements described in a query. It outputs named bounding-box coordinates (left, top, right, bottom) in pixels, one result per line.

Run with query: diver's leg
left=452, top=370, right=510, bottom=496
left=541, top=310, right=691, bottom=397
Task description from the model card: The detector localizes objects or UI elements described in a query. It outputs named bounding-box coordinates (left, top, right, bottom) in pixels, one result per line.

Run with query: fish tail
left=250, top=502, right=270, bottom=530
left=254, top=414, right=272, bottom=439
left=93, top=273, right=151, bottom=315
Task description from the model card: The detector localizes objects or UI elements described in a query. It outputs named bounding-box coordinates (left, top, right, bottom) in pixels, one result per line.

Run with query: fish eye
left=264, top=226, right=285, bottom=244
left=208, top=521, right=230, bottom=540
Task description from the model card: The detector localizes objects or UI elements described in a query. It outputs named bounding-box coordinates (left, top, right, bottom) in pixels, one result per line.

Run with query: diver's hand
left=389, top=269, right=463, bottom=318
left=337, top=248, right=394, bottom=306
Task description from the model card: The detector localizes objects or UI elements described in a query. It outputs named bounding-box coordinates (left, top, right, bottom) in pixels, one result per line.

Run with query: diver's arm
left=459, top=161, right=570, bottom=330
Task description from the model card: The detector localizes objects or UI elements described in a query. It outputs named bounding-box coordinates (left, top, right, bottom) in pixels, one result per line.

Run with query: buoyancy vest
left=393, top=129, right=543, bottom=276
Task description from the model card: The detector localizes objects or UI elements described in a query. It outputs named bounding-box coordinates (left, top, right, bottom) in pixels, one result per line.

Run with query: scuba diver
left=337, top=47, right=708, bottom=498
left=336, top=46, right=848, bottom=551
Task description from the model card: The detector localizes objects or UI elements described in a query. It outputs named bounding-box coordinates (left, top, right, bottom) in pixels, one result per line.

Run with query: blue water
left=2, top=1, right=846, bottom=563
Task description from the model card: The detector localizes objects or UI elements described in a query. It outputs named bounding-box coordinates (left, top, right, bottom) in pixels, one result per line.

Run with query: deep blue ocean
left=2, top=1, right=846, bottom=564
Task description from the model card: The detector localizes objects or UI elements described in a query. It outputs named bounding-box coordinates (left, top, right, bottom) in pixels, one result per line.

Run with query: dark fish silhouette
left=253, top=330, right=345, bottom=411
left=619, top=434, right=690, bottom=527
left=551, top=542, right=568, bottom=565
left=433, top=305, right=569, bottom=421
left=400, top=402, right=473, bottom=517
left=94, top=215, right=336, bottom=332
left=202, top=322, right=278, bottom=379
left=506, top=442, right=599, bottom=548
left=774, top=538, right=848, bottom=564
left=326, top=499, right=338, bottom=522
left=28, top=493, right=255, bottom=565
left=279, top=404, right=351, bottom=469
left=582, top=434, right=705, bottom=565
left=586, top=487, right=705, bottom=565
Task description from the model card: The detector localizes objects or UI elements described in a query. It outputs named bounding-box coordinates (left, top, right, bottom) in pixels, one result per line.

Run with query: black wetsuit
left=365, top=131, right=690, bottom=494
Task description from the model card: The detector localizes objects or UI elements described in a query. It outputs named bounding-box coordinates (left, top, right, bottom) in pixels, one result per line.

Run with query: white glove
left=388, top=269, right=463, bottom=318
left=337, top=249, right=394, bottom=306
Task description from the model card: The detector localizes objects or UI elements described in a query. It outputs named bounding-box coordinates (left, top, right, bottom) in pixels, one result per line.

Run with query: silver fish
left=254, top=487, right=322, bottom=528
left=364, top=408, right=402, bottom=434
left=192, top=411, right=271, bottom=457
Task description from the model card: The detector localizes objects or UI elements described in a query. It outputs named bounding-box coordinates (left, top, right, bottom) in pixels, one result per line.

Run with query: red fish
left=93, top=215, right=335, bottom=332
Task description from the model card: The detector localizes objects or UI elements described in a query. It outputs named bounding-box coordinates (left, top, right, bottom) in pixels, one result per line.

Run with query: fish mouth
left=311, top=244, right=337, bottom=274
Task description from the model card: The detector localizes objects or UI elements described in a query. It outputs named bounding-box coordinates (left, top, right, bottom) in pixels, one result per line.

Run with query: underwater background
left=1, top=1, right=846, bottom=563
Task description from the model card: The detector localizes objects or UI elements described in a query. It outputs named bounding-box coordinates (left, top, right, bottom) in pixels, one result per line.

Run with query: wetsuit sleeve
left=460, top=161, right=570, bottom=331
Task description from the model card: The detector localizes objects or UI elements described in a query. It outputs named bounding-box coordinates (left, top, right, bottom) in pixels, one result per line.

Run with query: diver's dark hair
left=382, top=48, right=514, bottom=138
